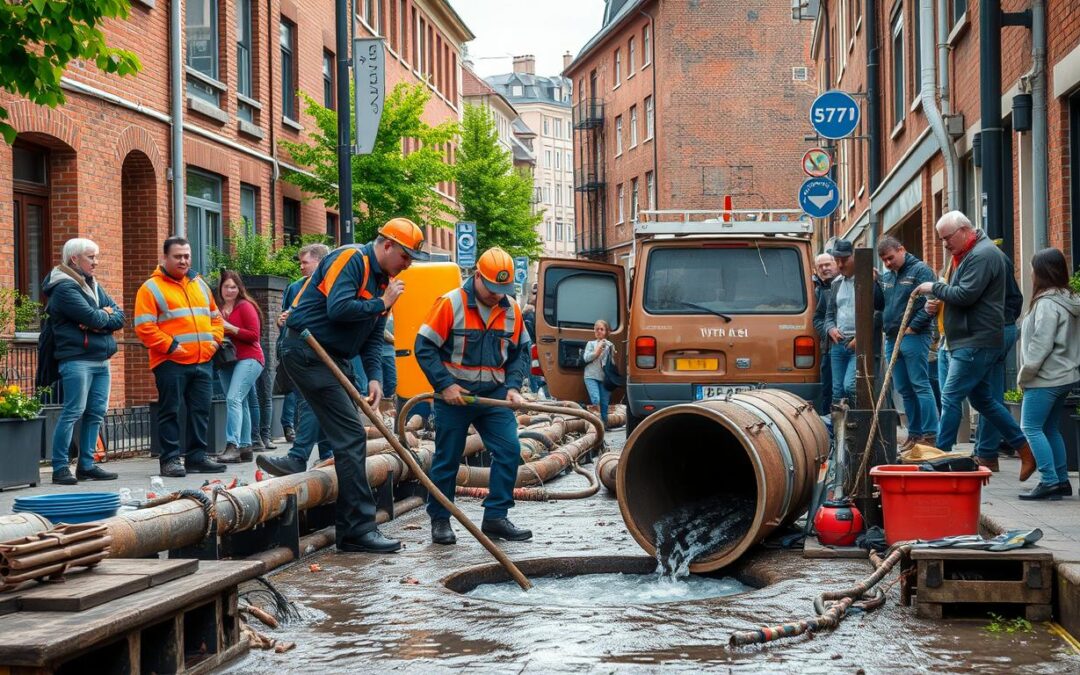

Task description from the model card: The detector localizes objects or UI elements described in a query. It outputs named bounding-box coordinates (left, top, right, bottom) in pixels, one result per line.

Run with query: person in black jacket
left=812, top=252, right=837, bottom=413
left=42, top=238, right=125, bottom=485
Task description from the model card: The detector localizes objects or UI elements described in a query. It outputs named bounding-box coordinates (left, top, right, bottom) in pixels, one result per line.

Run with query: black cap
left=830, top=240, right=854, bottom=258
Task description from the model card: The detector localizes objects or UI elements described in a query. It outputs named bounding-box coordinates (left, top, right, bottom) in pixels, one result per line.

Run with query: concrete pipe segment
left=616, top=389, right=828, bottom=572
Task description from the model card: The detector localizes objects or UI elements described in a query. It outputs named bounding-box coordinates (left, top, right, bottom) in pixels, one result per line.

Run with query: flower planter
left=0, top=417, right=44, bottom=490
left=1005, top=401, right=1022, bottom=426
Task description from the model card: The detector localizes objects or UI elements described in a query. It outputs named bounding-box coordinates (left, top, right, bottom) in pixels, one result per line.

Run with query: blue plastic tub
left=12, top=493, right=120, bottom=524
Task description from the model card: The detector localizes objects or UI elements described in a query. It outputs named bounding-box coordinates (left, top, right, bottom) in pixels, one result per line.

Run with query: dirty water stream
left=225, top=431, right=1079, bottom=674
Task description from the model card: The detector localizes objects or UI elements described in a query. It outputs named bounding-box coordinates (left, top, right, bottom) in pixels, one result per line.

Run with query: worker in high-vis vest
left=281, top=218, right=428, bottom=554
left=134, top=237, right=227, bottom=478
left=416, top=247, right=533, bottom=546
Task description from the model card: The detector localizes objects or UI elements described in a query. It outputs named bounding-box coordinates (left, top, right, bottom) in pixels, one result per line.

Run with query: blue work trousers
left=937, top=347, right=1026, bottom=452
left=884, top=333, right=938, bottom=437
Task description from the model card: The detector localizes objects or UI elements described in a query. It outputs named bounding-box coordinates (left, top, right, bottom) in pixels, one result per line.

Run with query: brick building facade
left=565, top=0, right=817, bottom=267
left=810, top=0, right=1080, bottom=294
left=0, top=0, right=472, bottom=409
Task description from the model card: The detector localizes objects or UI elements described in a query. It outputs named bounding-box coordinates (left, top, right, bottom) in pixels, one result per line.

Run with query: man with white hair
left=915, top=211, right=1033, bottom=477
left=812, top=252, right=837, bottom=413
left=42, top=238, right=126, bottom=485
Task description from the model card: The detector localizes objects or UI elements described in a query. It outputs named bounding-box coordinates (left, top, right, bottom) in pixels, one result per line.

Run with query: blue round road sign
left=809, top=90, right=860, bottom=140
left=799, top=177, right=840, bottom=219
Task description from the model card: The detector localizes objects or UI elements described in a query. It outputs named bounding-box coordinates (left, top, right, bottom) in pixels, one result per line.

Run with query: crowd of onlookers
left=813, top=210, right=1080, bottom=500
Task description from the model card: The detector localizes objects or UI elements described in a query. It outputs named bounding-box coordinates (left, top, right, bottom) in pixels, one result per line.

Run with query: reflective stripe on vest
left=439, top=288, right=520, bottom=385
left=295, top=247, right=372, bottom=307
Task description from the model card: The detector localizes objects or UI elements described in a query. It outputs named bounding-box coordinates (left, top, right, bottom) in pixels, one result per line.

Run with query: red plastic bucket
left=870, top=465, right=993, bottom=544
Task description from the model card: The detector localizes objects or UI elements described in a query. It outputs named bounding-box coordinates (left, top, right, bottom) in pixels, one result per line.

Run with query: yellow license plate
left=674, top=358, right=719, bottom=371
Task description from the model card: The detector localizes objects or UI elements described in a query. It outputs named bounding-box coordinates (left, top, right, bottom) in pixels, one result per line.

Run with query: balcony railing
left=573, top=99, right=605, bottom=129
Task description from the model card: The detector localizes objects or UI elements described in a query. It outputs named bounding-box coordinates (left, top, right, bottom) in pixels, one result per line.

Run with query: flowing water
left=463, top=571, right=751, bottom=606
left=652, top=495, right=755, bottom=580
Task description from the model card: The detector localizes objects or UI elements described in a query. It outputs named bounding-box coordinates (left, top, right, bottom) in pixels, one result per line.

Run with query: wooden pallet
left=910, top=547, right=1054, bottom=621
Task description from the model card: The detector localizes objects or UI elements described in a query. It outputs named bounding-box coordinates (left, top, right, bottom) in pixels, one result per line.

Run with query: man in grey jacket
left=915, top=211, right=1033, bottom=477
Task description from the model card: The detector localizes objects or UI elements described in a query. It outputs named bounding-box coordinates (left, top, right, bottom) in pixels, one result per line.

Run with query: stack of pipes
left=0, top=524, right=111, bottom=589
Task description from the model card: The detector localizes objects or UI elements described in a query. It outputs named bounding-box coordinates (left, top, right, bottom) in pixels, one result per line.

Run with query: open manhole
left=442, top=556, right=757, bottom=606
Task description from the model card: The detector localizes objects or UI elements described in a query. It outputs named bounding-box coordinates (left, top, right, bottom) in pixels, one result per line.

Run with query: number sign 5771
left=809, top=90, right=860, bottom=140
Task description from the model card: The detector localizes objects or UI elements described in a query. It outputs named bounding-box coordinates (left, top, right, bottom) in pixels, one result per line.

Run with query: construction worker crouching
left=280, top=218, right=428, bottom=554
left=416, top=247, right=533, bottom=545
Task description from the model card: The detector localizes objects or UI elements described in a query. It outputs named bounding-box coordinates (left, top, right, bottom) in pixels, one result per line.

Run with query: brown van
left=537, top=210, right=821, bottom=432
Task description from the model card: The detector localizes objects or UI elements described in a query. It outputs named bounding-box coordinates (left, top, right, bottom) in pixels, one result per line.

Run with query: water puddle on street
left=464, top=571, right=751, bottom=605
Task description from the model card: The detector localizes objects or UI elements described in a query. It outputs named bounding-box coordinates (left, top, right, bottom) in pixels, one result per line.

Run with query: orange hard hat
left=378, top=218, right=430, bottom=261
left=477, top=247, right=516, bottom=294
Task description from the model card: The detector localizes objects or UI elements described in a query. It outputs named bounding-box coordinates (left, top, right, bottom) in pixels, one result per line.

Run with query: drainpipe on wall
left=865, top=0, right=881, bottom=236
left=169, top=0, right=185, bottom=236
left=268, top=0, right=278, bottom=240
left=1029, top=0, right=1049, bottom=249
left=920, top=0, right=959, bottom=210
left=980, top=0, right=1005, bottom=243
left=935, top=0, right=949, bottom=114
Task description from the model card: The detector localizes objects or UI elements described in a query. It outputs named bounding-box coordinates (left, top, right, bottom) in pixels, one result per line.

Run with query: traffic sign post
left=513, top=256, right=528, bottom=298
left=802, top=148, right=832, bottom=177
left=809, top=90, right=860, bottom=140
left=799, top=176, right=841, bottom=219
left=455, top=221, right=477, bottom=269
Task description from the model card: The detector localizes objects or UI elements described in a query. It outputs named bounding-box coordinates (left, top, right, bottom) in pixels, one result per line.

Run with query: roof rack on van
left=633, top=209, right=813, bottom=238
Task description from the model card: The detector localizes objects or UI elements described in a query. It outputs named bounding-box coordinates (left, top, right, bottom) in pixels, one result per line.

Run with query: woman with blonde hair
left=582, top=319, right=615, bottom=426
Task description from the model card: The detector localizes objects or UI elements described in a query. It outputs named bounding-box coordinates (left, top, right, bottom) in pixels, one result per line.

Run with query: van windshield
left=643, top=246, right=806, bottom=315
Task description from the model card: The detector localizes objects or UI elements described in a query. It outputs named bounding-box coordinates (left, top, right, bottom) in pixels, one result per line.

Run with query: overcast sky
left=453, top=0, right=607, bottom=78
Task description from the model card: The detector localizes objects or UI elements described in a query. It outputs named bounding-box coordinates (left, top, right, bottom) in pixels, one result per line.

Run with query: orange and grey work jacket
left=415, top=277, right=530, bottom=396
left=134, top=267, right=224, bottom=370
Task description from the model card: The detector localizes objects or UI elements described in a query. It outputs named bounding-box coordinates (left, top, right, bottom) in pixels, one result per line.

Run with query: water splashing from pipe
left=653, top=496, right=754, bottom=580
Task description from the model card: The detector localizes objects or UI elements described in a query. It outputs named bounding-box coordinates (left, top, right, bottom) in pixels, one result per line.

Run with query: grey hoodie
left=1018, top=289, right=1080, bottom=389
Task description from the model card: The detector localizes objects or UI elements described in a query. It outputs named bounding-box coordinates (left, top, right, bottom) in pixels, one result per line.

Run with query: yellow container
left=392, top=262, right=463, bottom=398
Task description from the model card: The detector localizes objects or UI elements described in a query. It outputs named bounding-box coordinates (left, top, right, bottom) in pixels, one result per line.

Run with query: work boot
left=160, top=459, right=187, bottom=478
left=481, top=518, right=533, bottom=542
left=261, top=434, right=278, bottom=450
left=1056, top=481, right=1074, bottom=497
left=256, top=453, right=307, bottom=476
left=431, top=519, right=457, bottom=545
left=899, top=435, right=919, bottom=453
left=974, top=456, right=1000, bottom=472
left=52, top=467, right=77, bottom=485
left=219, top=443, right=251, bottom=464
left=76, top=465, right=118, bottom=481
left=186, top=457, right=227, bottom=473
left=337, top=529, right=401, bottom=553
left=1015, top=442, right=1036, bottom=482
left=918, top=434, right=937, bottom=449
left=248, top=438, right=265, bottom=453
left=283, top=426, right=296, bottom=442
left=1018, top=482, right=1062, bottom=501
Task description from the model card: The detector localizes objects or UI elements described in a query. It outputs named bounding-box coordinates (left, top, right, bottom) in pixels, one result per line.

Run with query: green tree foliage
left=456, top=104, right=542, bottom=259
left=280, top=82, right=458, bottom=244
left=210, top=222, right=331, bottom=281
left=0, top=0, right=141, bottom=143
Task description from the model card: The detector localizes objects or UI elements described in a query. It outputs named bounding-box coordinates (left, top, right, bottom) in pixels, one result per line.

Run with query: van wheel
left=626, top=409, right=643, bottom=436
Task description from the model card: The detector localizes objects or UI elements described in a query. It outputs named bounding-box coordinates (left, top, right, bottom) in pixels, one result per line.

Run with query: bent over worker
left=416, top=247, right=533, bottom=545
left=281, top=218, right=428, bottom=553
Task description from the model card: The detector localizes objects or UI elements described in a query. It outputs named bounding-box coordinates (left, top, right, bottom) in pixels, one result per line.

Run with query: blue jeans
left=287, top=395, right=333, bottom=463
left=1020, top=382, right=1077, bottom=485
left=937, top=347, right=1026, bottom=452
left=428, top=394, right=521, bottom=522
left=830, top=341, right=857, bottom=403
left=246, top=383, right=260, bottom=442
left=382, top=350, right=397, bottom=400
left=51, top=360, right=111, bottom=472
left=281, top=391, right=297, bottom=429
left=584, top=377, right=610, bottom=424
left=818, top=345, right=833, bottom=413
left=528, top=374, right=547, bottom=398
left=885, top=333, right=938, bottom=437
left=218, top=358, right=264, bottom=446
left=974, top=323, right=1019, bottom=458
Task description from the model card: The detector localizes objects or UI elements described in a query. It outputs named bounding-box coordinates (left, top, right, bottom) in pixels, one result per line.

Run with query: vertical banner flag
left=353, top=38, right=386, bottom=155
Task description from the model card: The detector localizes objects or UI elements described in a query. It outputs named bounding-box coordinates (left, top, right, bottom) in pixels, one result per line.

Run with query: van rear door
left=535, top=258, right=627, bottom=402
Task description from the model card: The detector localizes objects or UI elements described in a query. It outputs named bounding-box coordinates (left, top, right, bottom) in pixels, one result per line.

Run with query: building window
left=950, top=0, right=966, bottom=27
left=185, top=169, right=223, bottom=277
left=544, top=185, right=551, bottom=203
left=283, top=198, right=301, bottom=244
left=12, top=143, right=50, bottom=302
left=645, top=96, right=654, bottom=139
left=555, top=152, right=561, bottom=170
left=543, top=117, right=550, bottom=135
left=326, top=213, right=339, bottom=242
left=615, top=115, right=623, bottom=155
left=545, top=150, right=552, bottom=167
left=556, top=222, right=563, bottom=241
left=240, top=184, right=257, bottom=234
left=630, top=105, right=638, bottom=147
left=555, top=186, right=562, bottom=206
left=643, top=25, right=651, bottom=66
left=364, top=0, right=377, bottom=29
left=565, top=152, right=572, bottom=171
left=281, top=19, right=297, bottom=121
left=617, top=184, right=625, bottom=223
left=628, top=37, right=636, bottom=74
left=614, top=48, right=621, bottom=87
left=554, top=118, right=562, bottom=137
left=891, top=7, right=905, bottom=127
left=912, top=0, right=921, bottom=95
left=236, top=0, right=253, bottom=120
left=546, top=221, right=553, bottom=240
left=631, top=177, right=639, bottom=221
left=646, top=171, right=655, bottom=210
left=186, top=0, right=220, bottom=105
left=323, top=51, right=335, bottom=109
left=512, top=84, right=523, bottom=97
left=411, top=8, right=418, bottom=65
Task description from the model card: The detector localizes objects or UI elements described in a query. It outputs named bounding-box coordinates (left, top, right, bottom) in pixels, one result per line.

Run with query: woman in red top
left=215, top=271, right=265, bottom=463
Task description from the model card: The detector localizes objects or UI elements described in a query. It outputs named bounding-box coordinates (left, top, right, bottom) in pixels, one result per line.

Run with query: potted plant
left=1004, top=388, right=1023, bottom=425
left=0, top=384, right=46, bottom=489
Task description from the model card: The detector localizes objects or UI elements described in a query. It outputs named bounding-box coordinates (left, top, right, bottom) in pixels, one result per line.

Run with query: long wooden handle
left=299, top=330, right=532, bottom=591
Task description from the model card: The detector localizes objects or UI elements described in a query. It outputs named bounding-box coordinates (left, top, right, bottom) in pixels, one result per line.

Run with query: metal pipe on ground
left=596, top=452, right=620, bottom=494
left=616, top=389, right=827, bottom=573
left=0, top=514, right=52, bottom=542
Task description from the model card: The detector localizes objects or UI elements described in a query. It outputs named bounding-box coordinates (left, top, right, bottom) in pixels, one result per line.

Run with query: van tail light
left=794, top=336, right=815, bottom=369
left=635, top=336, right=657, bottom=369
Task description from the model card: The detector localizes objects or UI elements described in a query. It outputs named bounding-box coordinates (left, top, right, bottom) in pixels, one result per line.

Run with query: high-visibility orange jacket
left=134, top=267, right=224, bottom=370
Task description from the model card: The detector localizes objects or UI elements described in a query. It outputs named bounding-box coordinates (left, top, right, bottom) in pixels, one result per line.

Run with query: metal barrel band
left=727, top=397, right=796, bottom=517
